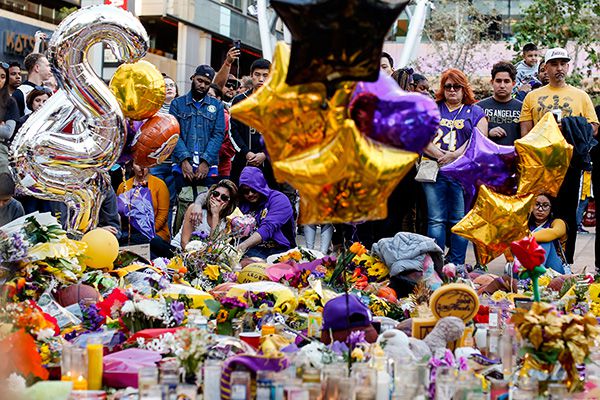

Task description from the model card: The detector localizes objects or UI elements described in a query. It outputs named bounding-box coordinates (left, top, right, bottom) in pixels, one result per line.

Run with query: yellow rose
left=204, top=264, right=221, bottom=281
left=351, top=347, right=365, bottom=361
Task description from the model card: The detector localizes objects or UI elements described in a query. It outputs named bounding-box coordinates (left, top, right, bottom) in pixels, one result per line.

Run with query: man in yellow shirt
left=520, top=47, right=599, bottom=136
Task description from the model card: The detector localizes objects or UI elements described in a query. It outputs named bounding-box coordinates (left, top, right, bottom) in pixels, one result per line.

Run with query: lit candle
left=87, top=339, right=104, bottom=390
left=73, top=375, right=88, bottom=390
left=61, top=371, right=72, bottom=381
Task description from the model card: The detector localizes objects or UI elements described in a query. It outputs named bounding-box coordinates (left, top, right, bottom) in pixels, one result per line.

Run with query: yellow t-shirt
left=520, top=84, right=599, bottom=125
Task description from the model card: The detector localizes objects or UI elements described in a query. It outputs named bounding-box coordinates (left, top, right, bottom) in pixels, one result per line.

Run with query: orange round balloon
left=131, top=114, right=180, bottom=168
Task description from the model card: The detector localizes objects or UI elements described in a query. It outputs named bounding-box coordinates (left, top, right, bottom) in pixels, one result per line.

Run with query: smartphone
left=233, top=40, right=241, bottom=50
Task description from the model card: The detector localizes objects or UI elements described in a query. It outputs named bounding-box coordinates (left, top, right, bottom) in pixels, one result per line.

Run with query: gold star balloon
left=515, top=112, right=573, bottom=197
left=230, top=42, right=354, bottom=162
left=452, top=185, right=534, bottom=265
left=230, top=40, right=419, bottom=224
left=274, top=120, right=418, bottom=224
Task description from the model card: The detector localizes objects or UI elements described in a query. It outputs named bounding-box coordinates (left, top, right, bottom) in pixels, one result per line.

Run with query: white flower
left=121, top=300, right=136, bottom=314
left=137, top=299, right=165, bottom=319
left=186, top=240, right=207, bottom=253
left=36, top=328, right=55, bottom=341
left=6, top=373, right=26, bottom=392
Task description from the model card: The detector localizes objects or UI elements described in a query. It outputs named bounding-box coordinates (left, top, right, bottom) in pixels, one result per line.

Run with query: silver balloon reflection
left=11, top=5, right=149, bottom=234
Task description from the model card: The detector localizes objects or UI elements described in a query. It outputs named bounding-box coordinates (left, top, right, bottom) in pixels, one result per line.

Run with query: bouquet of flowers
left=326, top=242, right=389, bottom=291
left=2, top=217, right=88, bottom=301
left=183, top=227, right=241, bottom=290
left=512, top=302, right=600, bottom=391
left=96, top=288, right=186, bottom=333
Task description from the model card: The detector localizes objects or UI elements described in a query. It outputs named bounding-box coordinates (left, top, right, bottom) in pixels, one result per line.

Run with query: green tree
left=512, top=0, right=600, bottom=81
left=57, top=6, right=78, bottom=22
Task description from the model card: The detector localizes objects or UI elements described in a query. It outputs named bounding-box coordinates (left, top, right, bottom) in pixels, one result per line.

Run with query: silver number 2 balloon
left=11, top=5, right=149, bottom=234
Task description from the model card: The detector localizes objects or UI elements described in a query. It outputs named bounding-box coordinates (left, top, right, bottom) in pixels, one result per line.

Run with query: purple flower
left=192, top=230, right=209, bottom=240
left=220, top=297, right=248, bottom=309
left=346, top=330, right=366, bottom=348
left=222, top=272, right=238, bottom=282
left=330, top=340, right=349, bottom=355
left=80, top=302, right=105, bottom=331
left=170, top=301, right=185, bottom=325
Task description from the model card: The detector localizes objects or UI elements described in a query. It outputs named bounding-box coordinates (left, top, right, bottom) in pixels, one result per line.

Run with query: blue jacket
left=170, top=92, right=225, bottom=166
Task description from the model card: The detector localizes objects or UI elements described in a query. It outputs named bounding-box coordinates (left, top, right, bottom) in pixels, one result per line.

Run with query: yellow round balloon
left=109, top=60, right=166, bottom=120
left=81, top=228, right=119, bottom=270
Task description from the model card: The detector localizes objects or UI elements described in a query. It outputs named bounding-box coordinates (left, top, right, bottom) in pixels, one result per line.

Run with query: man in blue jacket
left=170, top=65, right=225, bottom=191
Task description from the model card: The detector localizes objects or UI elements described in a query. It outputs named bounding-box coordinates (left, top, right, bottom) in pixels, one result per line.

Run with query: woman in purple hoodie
left=237, top=166, right=295, bottom=259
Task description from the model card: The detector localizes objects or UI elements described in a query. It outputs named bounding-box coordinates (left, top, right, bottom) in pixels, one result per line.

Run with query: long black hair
left=528, top=193, right=556, bottom=230
left=0, top=63, right=10, bottom=121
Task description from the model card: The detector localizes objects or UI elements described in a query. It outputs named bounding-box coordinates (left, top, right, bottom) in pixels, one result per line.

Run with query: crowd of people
left=0, top=39, right=599, bottom=275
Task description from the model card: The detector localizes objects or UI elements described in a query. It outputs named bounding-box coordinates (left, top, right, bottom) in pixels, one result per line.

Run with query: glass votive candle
left=71, top=347, right=88, bottom=391
left=138, top=366, right=159, bottom=397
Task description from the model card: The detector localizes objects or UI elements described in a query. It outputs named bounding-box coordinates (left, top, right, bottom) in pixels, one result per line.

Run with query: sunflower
left=367, top=262, right=389, bottom=279
left=216, top=309, right=229, bottom=323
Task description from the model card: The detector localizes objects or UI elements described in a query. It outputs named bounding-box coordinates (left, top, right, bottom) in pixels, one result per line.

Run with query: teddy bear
left=377, top=316, right=466, bottom=361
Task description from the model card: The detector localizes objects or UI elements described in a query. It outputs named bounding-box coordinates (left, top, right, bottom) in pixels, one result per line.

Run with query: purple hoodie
left=239, top=166, right=295, bottom=248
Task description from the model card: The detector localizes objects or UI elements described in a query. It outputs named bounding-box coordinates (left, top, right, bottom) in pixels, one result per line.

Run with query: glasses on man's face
left=211, top=191, right=230, bottom=202
left=535, top=202, right=551, bottom=211
left=444, top=84, right=463, bottom=91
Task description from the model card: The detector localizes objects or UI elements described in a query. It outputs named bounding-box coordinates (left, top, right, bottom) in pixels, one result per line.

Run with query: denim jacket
left=170, top=92, right=225, bottom=166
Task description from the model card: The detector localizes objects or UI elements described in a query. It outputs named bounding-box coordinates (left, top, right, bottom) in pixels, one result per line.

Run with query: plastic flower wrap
left=512, top=302, right=600, bottom=390
left=229, top=214, right=256, bottom=238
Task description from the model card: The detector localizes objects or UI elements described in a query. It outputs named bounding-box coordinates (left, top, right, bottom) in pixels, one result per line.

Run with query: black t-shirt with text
left=478, top=96, right=522, bottom=146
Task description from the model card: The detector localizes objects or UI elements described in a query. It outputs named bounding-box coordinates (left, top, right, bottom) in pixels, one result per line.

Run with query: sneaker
left=578, top=227, right=590, bottom=234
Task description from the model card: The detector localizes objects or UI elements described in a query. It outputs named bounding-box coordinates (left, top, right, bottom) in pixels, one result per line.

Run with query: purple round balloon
left=350, top=72, right=440, bottom=153
left=440, top=128, right=518, bottom=209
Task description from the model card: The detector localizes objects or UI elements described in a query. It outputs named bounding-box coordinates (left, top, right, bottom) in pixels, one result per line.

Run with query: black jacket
left=561, top=116, right=597, bottom=171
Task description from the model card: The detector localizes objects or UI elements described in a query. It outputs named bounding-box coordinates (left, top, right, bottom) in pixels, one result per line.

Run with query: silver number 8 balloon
left=11, top=5, right=149, bottom=234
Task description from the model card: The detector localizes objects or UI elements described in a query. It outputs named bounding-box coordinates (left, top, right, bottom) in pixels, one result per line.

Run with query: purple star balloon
left=349, top=72, right=440, bottom=153
left=440, top=128, right=518, bottom=209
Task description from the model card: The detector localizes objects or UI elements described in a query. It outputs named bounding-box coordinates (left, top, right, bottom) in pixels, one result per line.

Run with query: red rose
left=473, top=305, right=490, bottom=324
left=510, top=236, right=546, bottom=271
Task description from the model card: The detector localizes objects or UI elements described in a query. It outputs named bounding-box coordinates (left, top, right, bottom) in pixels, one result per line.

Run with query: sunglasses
left=34, top=85, right=53, bottom=94
left=211, top=191, right=230, bottom=202
left=444, top=84, right=463, bottom=91
left=225, top=81, right=239, bottom=89
left=0, top=62, right=8, bottom=69
left=241, top=187, right=256, bottom=196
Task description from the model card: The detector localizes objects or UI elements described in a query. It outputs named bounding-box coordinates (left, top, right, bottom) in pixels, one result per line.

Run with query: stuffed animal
left=378, top=316, right=466, bottom=361
left=423, top=316, right=465, bottom=355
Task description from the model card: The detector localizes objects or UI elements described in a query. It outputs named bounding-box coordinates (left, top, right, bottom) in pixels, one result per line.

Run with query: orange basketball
left=56, top=284, right=102, bottom=307
left=131, top=113, right=180, bottom=168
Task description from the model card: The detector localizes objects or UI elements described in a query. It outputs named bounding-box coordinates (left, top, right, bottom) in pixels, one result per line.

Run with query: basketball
left=237, top=263, right=269, bottom=283
left=131, top=113, right=180, bottom=168
left=56, top=284, right=102, bottom=307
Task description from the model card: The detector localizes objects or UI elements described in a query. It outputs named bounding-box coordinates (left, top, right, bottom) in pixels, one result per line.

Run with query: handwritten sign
left=429, top=283, right=479, bottom=322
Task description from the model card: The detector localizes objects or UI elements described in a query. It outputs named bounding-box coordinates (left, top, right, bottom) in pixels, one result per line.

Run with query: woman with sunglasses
left=528, top=194, right=570, bottom=274
left=422, top=68, right=488, bottom=266
left=117, top=161, right=173, bottom=257
left=174, top=179, right=238, bottom=251
left=0, top=62, right=19, bottom=174
left=237, top=166, right=295, bottom=259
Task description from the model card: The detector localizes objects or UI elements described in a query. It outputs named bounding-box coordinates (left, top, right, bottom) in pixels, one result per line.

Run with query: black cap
left=192, top=65, right=215, bottom=81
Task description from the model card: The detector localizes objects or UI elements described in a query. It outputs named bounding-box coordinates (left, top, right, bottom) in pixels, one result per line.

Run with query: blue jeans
left=576, top=197, right=590, bottom=229
left=303, top=224, right=334, bottom=254
left=539, top=241, right=567, bottom=274
left=150, top=162, right=178, bottom=207
left=422, top=174, right=468, bottom=264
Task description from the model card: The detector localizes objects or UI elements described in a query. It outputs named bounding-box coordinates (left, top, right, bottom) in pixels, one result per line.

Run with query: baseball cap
left=192, top=65, right=215, bottom=81
left=545, top=48, right=571, bottom=63
left=322, top=294, right=372, bottom=331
